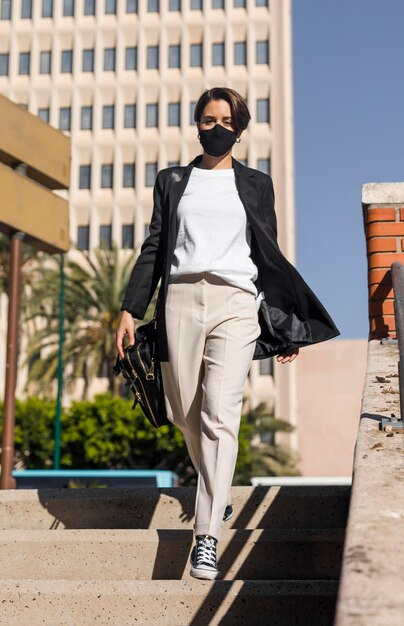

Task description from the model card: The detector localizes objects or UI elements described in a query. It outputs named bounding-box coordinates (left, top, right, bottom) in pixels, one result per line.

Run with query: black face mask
left=198, top=123, right=238, bottom=157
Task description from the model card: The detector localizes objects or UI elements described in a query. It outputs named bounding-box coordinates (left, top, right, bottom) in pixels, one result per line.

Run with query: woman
left=116, top=87, right=340, bottom=581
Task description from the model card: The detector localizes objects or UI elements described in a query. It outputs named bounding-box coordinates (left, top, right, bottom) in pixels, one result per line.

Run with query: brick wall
left=362, top=184, right=404, bottom=339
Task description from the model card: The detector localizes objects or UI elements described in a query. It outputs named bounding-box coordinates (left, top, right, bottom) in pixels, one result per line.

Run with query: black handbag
left=112, top=291, right=170, bottom=428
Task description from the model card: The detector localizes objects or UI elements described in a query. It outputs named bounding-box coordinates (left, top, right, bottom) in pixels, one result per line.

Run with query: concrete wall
left=295, top=338, right=368, bottom=476
left=334, top=338, right=404, bottom=626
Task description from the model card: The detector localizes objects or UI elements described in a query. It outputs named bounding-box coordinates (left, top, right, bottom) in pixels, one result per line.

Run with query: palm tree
left=22, top=242, right=148, bottom=398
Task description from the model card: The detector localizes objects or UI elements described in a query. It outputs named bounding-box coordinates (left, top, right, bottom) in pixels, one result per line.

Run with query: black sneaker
left=190, top=535, right=220, bottom=580
left=223, top=504, right=233, bottom=523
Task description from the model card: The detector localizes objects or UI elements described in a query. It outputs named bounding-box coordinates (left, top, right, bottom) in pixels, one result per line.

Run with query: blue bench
left=12, top=469, right=178, bottom=489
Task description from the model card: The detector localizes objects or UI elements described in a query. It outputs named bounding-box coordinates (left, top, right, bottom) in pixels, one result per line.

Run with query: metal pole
left=0, top=231, right=25, bottom=489
left=53, top=253, right=64, bottom=469
left=392, top=261, right=404, bottom=422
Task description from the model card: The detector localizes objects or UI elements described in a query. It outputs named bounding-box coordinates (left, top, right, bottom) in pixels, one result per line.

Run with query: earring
left=197, top=134, right=200, bottom=140
left=236, top=137, right=241, bottom=143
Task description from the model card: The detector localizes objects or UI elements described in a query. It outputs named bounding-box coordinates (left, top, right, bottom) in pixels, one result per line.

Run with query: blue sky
left=292, top=0, right=404, bottom=339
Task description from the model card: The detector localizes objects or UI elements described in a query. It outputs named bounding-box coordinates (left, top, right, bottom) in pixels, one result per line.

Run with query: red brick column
left=363, top=184, right=404, bottom=339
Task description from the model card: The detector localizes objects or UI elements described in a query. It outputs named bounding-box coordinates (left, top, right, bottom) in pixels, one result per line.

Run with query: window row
left=37, top=99, right=270, bottom=131
left=0, top=41, right=269, bottom=76
left=0, top=0, right=269, bottom=20
left=78, top=157, right=271, bottom=190
left=76, top=223, right=141, bottom=250
left=79, top=163, right=135, bottom=189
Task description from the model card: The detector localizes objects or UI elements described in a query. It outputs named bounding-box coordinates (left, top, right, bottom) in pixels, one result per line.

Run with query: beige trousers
left=160, top=272, right=261, bottom=541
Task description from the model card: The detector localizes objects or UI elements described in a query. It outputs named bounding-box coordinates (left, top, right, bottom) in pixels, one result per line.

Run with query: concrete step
left=0, top=485, right=350, bottom=530
left=0, top=527, right=345, bottom=581
left=0, top=578, right=340, bottom=626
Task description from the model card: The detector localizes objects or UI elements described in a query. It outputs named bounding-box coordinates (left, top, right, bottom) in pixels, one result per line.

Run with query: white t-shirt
left=168, top=165, right=262, bottom=303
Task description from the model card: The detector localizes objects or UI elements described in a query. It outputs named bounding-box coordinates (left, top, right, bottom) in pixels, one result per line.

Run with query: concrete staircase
left=0, top=485, right=350, bottom=625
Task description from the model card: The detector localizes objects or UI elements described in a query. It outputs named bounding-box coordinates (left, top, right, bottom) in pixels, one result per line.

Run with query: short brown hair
left=193, top=87, right=251, bottom=135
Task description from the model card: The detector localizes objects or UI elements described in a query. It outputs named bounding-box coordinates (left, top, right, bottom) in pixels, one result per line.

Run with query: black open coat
left=121, top=154, right=340, bottom=361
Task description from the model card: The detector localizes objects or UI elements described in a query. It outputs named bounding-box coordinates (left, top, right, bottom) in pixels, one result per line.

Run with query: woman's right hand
left=116, top=310, right=136, bottom=359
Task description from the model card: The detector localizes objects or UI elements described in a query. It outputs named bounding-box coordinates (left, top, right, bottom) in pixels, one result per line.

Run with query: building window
left=212, top=42, right=224, bottom=66
left=18, top=52, right=30, bottom=75
left=146, top=103, right=158, bottom=127
left=124, top=104, right=136, bottom=128
left=122, top=224, right=134, bottom=248
left=80, top=106, right=93, bottom=130
left=123, top=163, right=135, bottom=188
left=169, top=0, right=181, bottom=10
left=257, top=98, right=270, bottom=123
left=257, top=158, right=271, bottom=175
left=168, top=44, right=180, bottom=68
left=82, top=49, right=94, bottom=72
left=42, top=0, right=53, bottom=17
left=189, top=101, right=196, bottom=125
left=84, top=0, right=95, bottom=15
left=234, top=42, right=246, bottom=65
left=147, top=0, right=159, bottom=11
left=79, top=164, right=91, bottom=189
left=237, top=157, right=247, bottom=166
left=126, top=0, right=138, bottom=12
left=256, top=0, right=268, bottom=6
left=256, top=40, right=269, bottom=64
left=0, top=52, right=9, bottom=75
left=59, top=107, right=71, bottom=131
left=125, top=46, right=137, bottom=70
left=168, top=102, right=180, bottom=127
left=168, top=160, right=180, bottom=167
left=100, top=225, right=112, bottom=248
left=38, top=107, right=50, bottom=123
left=190, top=43, right=202, bottom=67
left=39, top=51, right=52, bottom=74
left=102, top=105, right=115, bottom=129
left=190, top=0, right=202, bottom=8
left=101, top=164, right=113, bottom=189
left=212, top=0, right=224, bottom=8
left=105, top=0, right=116, bottom=13
left=145, top=163, right=157, bottom=187
left=147, top=45, right=159, bottom=69
left=144, top=223, right=150, bottom=238
left=21, top=0, right=32, bottom=18
left=104, top=48, right=116, bottom=71
left=0, top=0, right=11, bottom=19
left=61, top=50, right=73, bottom=73
left=234, top=0, right=246, bottom=6
left=259, top=357, right=273, bottom=375
left=77, top=225, right=90, bottom=250
left=63, top=0, right=74, bottom=17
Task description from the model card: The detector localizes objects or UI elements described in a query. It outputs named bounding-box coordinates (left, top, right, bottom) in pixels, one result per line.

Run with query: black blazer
left=121, top=153, right=340, bottom=361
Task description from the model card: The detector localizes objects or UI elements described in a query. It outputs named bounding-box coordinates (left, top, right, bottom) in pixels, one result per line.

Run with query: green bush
left=0, top=394, right=299, bottom=485
left=0, top=394, right=190, bottom=481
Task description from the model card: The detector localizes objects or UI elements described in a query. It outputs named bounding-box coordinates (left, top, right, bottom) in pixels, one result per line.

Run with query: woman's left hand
left=276, top=347, right=299, bottom=364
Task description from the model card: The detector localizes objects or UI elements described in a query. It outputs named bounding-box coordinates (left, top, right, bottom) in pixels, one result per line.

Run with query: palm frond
left=23, top=244, right=139, bottom=398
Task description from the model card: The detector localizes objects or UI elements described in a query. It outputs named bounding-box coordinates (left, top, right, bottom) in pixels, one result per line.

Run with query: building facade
left=0, top=0, right=296, bottom=442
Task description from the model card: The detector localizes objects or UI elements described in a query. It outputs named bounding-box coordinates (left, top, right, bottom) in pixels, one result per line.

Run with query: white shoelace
left=194, top=535, right=217, bottom=569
